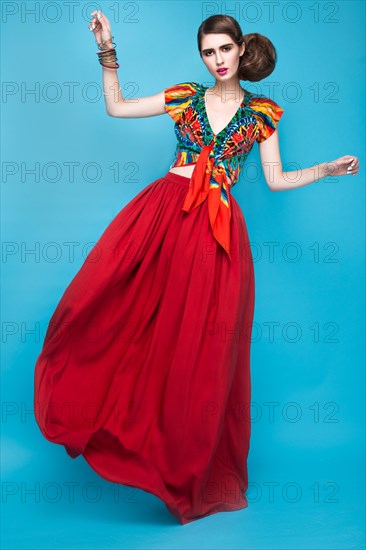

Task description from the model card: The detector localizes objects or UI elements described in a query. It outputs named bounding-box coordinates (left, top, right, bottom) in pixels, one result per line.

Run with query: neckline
left=201, top=84, right=247, bottom=138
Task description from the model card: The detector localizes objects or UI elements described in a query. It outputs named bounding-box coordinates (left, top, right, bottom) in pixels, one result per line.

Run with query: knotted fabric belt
left=181, top=140, right=232, bottom=260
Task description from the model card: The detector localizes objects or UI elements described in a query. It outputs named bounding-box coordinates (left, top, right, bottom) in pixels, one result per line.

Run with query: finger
left=89, top=10, right=104, bottom=24
left=92, top=10, right=103, bottom=22
left=97, top=11, right=111, bottom=29
left=90, top=10, right=105, bottom=21
left=346, top=158, right=357, bottom=171
left=89, top=19, right=101, bottom=31
left=91, top=12, right=104, bottom=31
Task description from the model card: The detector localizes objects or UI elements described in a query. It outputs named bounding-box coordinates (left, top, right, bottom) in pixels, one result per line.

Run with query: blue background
left=1, top=0, right=365, bottom=548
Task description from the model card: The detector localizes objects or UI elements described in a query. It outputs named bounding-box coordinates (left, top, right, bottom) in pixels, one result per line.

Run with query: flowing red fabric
left=33, top=170, right=255, bottom=524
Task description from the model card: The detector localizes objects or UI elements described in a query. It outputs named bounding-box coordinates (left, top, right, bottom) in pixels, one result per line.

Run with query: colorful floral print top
left=164, top=81, right=285, bottom=260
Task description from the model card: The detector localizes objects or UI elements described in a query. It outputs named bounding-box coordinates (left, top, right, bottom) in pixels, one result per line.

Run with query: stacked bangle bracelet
left=96, top=36, right=120, bottom=69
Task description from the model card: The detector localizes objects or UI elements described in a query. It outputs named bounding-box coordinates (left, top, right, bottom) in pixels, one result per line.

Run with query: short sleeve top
left=164, top=81, right=284, bottom=166
left=163, top=81, right=285, bottom=259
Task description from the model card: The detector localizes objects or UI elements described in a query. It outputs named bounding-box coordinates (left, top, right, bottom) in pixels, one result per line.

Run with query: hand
left=325, top=155, right=360, bottom=177
left=88, top=9, right=113, bottom=46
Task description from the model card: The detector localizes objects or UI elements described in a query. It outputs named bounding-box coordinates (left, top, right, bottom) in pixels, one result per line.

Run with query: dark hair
left=197, top=15, right=278, bottom=82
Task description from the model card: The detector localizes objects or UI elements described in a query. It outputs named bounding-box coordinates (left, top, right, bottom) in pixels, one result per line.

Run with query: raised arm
left=258, top=130, right=360, bottom=191
left=89, top=10, right=166, bottom=118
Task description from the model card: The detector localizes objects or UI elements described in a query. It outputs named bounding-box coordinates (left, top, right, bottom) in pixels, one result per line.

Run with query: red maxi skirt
left=34, top=170, right=255, bottom=525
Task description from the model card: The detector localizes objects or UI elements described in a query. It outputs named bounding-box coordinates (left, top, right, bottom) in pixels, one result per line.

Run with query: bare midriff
left=168, top=165, right=195, bottom=178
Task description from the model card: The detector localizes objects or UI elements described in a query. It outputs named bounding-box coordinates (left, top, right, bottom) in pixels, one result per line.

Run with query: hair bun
left=240, top=32, right=277, bottom=81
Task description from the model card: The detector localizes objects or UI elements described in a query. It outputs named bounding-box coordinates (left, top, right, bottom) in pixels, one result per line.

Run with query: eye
left=204, top=46, right=232, bottom=57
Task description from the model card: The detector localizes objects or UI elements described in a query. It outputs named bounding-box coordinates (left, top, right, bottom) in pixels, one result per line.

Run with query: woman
left=33, top=12, right=359, bottom=525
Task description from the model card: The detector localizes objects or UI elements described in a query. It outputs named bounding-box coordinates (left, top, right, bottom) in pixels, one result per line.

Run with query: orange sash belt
left=181, top=140, right=232, bottom=260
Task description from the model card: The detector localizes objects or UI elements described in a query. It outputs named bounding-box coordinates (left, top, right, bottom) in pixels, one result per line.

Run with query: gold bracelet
left=97, top=52, right=117, bottom=62
left=96, top=46, right=119, bottom=70
left=99, top=56, right=119, bottom=64
left=97, top=48, right=116, bottom=56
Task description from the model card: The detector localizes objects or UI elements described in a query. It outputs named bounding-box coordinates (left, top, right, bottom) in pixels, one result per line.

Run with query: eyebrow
left=201, top=43, right=234, bottom=53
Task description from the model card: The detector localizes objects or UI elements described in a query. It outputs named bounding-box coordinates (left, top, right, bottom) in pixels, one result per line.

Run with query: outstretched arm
left=258, top=130, right=360, bottom=192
